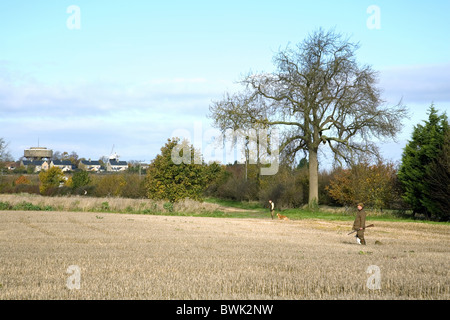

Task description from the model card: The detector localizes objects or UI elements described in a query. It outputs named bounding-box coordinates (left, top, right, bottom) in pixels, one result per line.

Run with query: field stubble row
left=0, top=209, right=449, bottom=299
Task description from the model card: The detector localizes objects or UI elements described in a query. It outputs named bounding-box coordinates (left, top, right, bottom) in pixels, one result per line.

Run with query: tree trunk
left=308, top=148, right=319, bottom=208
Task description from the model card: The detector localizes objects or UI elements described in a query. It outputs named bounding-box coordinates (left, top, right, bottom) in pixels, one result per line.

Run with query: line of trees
left=0, top=105, right=448, bottom=221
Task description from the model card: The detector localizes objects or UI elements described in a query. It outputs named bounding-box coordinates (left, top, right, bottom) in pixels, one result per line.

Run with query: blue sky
left=1, top=0, right=449, bottom=167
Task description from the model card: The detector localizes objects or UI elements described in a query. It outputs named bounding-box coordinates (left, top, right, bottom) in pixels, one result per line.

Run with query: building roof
left=80, top=160, right=101, bottom=165
left=21, top=160, right=45, bottom=166
left=52, top=160, right=73, bottom=166
left=109, top=160, right=128, bottom=166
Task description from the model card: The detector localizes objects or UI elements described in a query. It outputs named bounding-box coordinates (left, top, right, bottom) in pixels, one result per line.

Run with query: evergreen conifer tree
left=398, top=105, right=449, bottom=219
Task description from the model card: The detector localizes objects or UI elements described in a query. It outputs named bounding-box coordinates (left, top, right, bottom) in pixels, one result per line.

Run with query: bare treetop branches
left=242, top=29, right=405, bottom=160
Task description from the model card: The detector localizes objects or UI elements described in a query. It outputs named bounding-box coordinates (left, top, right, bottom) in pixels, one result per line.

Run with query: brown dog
left=277, top=213, right=289, bottom=221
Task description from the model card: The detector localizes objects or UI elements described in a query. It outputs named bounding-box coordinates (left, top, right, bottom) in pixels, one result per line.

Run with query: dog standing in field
left=277, top=213, right=289, bottom=221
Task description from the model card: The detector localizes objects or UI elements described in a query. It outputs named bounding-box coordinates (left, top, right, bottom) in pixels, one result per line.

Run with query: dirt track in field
left=0, top=210, right=448, bottom=299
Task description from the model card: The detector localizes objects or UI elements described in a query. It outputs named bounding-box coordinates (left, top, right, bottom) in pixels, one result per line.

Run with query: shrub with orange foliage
left=326, top=160, right=400, bottom=209
left=15, top=175, right=30, bottom=185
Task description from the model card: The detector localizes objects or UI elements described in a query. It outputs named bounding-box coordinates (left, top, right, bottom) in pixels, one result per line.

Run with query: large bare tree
left=209, top=28, right=407, bottom=208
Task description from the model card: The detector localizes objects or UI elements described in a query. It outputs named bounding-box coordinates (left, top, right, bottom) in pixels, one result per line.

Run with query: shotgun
left=348, top=224, right=374, bottom=235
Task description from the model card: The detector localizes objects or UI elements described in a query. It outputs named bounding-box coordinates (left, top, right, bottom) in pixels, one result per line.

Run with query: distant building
left=21, top=145, right=53, bottom=172
left=4, top=161, right=17, bottom=171
left=79, top=160, right=102, bottom=172
left=19, top=159, right=74, bottom=172
left=20, top=160, right=48, bottom=172
left=106, top=152, right=128, bottom=172
left=51, top=160, right=75, bottom=172
left=24, top=147, right=53, bottom=161
left=19, top=146, right=130, bottom=173
left=106, top=159, right=128, bottom=172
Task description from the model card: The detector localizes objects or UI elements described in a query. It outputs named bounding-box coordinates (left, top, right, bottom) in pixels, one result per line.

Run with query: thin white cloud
left=0, top=73, right=224, bottom=118
left=379, top=63, right=450, bottom=105
left=0, top=67, right=230, bottom=161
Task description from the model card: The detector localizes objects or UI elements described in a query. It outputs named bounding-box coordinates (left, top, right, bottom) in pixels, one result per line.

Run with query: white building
left=106, top=152, right=128, bottom=172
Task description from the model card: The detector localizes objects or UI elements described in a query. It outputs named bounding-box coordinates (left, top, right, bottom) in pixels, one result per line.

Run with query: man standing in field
left=353, top=203, right=367, bottom=245
left=269, top=200, right=275, bottom=220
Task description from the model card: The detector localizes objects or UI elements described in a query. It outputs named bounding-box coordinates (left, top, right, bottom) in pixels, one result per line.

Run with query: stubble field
left=0, top=210, right=448, bottom=300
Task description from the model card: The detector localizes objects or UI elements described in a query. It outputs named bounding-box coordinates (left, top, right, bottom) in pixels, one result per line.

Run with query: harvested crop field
left=0, top=210, right=448, bottom=299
